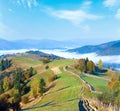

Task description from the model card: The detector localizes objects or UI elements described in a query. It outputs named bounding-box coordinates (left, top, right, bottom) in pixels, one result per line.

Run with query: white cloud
left=8, top=8, right=14, bottom=13
left=115, top=8, right=120, bottom=19
left=103, top=0, right=117, bottom=7
left=80, top=1, right=92, bottom=10
left=40, top=49, right=120, bottom=64
left=11, top=0, right=38, bottom=8
left=83, top=1, right=92, bottom=6
left=46, top=8, right=102, bottom=25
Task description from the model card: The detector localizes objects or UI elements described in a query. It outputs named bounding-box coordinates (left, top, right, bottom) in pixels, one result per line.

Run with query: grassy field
left=12, top=56, right=41, bottom=68
left=0, top=56, right=115, bottom=110
left=23, top=69, right=82, bottom=111
left=48, top=59, right=75, bottom=68
left=80, top=74, right=108, bottom=92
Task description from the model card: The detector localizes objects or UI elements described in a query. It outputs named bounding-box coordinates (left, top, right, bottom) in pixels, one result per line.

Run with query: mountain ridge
left=68, top=40, right=120, bottom=56
left=0, top=38, right=78, bottom=50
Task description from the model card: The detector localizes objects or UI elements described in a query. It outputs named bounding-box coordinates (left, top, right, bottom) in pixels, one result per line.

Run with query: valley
left=0, top=51, right=119, bottom=111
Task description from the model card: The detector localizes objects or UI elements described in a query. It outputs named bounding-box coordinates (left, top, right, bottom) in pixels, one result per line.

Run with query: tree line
left=0, top=59, right=12, bottom=71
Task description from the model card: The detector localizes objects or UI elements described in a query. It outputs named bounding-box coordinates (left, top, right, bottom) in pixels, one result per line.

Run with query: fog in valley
left=0, top=49, right=120, bottom=71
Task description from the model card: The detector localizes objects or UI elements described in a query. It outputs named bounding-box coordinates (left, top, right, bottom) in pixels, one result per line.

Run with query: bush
left=22, top=96, right=29, bottom=104
left=45, top=65, right=49, bottom=70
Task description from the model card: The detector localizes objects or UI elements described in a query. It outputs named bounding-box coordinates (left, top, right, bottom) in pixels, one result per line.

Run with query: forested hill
left=68, top=40, right=120, bottom=55
left=0, top=50, right=63, bottom=60
left=26, top=50, right=63, bottom=60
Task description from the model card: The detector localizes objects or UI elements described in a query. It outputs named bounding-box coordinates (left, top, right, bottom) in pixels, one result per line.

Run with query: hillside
left=0, top=52, right=119, bottom=111
left=68, top=40, right=120, bottom=55
left=98, top=41, right=120, bottom=55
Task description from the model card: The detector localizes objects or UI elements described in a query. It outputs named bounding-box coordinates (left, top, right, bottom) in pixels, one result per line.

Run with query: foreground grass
left=23, top=68, right=82, bottom=111
left=80, top=74, right=108, bottom=92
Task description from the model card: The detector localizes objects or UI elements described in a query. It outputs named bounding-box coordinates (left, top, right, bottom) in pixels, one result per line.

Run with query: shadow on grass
left=22, top=97, right=79, bottom=111
left=87, top=67, right=108, bottom=77
left=21, top=101, right=54, bottom=110
left=95, top=67, right=107, bottom=73
left=92, top=72, right=107, bottom=77
left=65, top=98, right=79, bottom=102
left=56, top=86, right=71, bottom=92
left=56, top=75, right=61, bottom=79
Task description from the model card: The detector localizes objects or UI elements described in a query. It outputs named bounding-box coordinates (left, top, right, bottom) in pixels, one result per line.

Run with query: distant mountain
left=98, top=41, right=120, bottom=55
left=68, top=40, right=120, bottom=55
left=0, top=38, right=78, bottom=50
left=26, top=50, right=63, bottom=60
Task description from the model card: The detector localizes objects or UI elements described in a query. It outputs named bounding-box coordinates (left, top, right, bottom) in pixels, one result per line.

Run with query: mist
left=0, top=49, right=120, bottom=71
left=40, top=49, right=120, bottom=64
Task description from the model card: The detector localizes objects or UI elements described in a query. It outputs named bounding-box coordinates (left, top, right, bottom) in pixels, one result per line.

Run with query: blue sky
left=0, top=0, right=120, bottom=45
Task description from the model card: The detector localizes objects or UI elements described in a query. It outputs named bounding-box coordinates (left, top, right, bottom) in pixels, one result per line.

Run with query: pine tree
left=14, top=69, right=22, bottom=95
left=39, top=78, right=46, bottom=95
left=0, top=81, right=4, bottom=94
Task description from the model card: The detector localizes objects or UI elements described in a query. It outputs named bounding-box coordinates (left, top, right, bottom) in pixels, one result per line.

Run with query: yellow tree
left=78, top=59, right=86, bottom=72
left=98, top=59, right=102, bottom=69
left=87, top=61, right=95, bottom=72
left=3, top=76, right=11, bottom=91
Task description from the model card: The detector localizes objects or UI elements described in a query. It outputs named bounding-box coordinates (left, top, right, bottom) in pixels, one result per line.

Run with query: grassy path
left=22, top=66, right=82, bottom=111
left=64, top=67, right=102, bottom=94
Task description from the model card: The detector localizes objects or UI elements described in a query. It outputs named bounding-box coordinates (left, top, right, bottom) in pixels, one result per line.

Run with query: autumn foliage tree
left=41, top=58, right=51, bottom=64
left=87, top=61, right=95, bottom=72
left=78, top=59, right=86, bottom=72
left=3, top=76, right=12, bottom=91
left=74, top=58, right=95, bottom=73
left=98, top=59, right=102, bottom=69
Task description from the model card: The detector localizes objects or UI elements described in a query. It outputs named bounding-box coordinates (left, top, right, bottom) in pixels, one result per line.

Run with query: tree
left=39, top=78, right=46, bottom=95
left=3, top=76, right=11, bottom=91
left=30, top=81, right=39, bottom=98
left=45, top=65, right=49, bottom=70
left=0, top=81, right=4, bottom=94
left=24, top=71, right=30, bottom=79
left=78, top=59, right=86, bottom=72
left=0, top=59, right=12, bottom=71
left=87, top=61, right=95, bottom=72
left=98, top=59, right=102, bottom=69
left=85, top=57, right=89, bottom=72
left=27, top=67, right=37, bottom=77
left=41, top=58, right=51, bottom=64
left=14, top=69, right=22, bottom=96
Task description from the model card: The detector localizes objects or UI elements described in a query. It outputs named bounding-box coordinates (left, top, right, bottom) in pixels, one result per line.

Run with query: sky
left=0, top=0, right=120, bottom=45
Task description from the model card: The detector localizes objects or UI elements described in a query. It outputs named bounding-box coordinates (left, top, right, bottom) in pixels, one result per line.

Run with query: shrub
left=45, top=65, right=49, bottom=70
